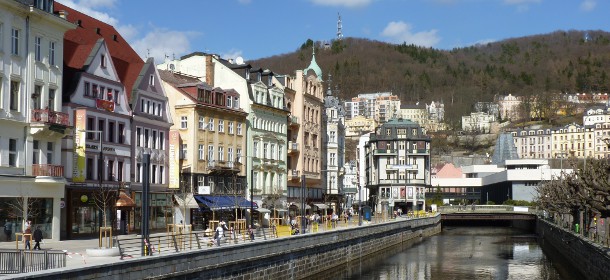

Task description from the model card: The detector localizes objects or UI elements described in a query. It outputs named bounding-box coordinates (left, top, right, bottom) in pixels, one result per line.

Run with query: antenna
left=337, top=12, right=343, bottom=41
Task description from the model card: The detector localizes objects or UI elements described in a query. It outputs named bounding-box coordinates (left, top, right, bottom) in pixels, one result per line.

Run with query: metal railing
left=0, top=249, right=66, bottom=274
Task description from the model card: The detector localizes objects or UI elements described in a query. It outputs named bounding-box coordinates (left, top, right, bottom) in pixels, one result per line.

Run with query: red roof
left=55, top=2, right=143, bottom=98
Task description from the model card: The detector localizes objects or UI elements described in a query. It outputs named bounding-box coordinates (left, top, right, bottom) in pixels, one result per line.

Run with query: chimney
left=58, top=10, right=68, bottom=19
left=205, top=55, right=214, bottom=86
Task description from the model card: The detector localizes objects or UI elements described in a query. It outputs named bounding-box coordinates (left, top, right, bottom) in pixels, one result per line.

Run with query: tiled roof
left=158, top=69, right=202, bottom=86
left=55, top=2, right=143, bottom=98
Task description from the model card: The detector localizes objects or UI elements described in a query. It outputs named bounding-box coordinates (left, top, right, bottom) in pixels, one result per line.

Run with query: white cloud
left=131, top=27, right=199, bottom=64
left=580, top=0, right=596, bottom=11
left=380, top=21, right=440, bottom=48
left=309, top=0, right=372, bottom=8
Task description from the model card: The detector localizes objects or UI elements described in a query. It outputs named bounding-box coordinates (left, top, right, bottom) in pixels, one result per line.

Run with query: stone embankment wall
left=16, top=216, right=441, bottom=280
left=537, top=218, right=610, bottom=280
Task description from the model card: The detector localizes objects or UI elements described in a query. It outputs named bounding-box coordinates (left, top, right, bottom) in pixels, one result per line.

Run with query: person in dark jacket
left=33, top=226, right=43, bottom=250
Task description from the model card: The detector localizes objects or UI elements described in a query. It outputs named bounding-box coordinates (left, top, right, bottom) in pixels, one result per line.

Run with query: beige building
left=496, top=94, right=522, bottom=121
left=550, top=123, right=595, bottom=160
left=511, top=127, right=552, bottom=159
left=345, top=115, right=378, bottom=137
left=160, top=70, right=248, bottom=226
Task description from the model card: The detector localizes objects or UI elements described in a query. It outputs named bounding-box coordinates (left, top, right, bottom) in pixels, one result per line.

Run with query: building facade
left=322, top=75, right=346, bottom=213
left=364, top=119, right=431, bottom=216
left=0, top=0, right=73, bottom=241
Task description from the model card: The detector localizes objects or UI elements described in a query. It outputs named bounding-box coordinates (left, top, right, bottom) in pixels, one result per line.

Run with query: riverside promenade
left=0, top=215, right=428, bottom=279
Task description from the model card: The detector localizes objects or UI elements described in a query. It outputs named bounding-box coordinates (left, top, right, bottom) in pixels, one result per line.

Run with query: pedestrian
left=4, top=220, right=12, bottom=241
left=248, top=225, right=254, bottom=241
left=24, top=226, right=32, bottom=250
left=33, top=226, right=43, bottom=250
left=214, top=223, right=223, bottom=246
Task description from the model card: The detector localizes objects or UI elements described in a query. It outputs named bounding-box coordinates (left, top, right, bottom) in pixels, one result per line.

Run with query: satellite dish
left=235, top=56, right=244, bottom=65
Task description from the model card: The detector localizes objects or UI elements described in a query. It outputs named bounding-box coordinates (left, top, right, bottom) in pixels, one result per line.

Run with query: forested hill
left=249, top=30, right=610, bottom=123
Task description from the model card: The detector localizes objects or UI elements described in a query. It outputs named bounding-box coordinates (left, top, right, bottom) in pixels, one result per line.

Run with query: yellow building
left=345, top=115, right=378, bottom=137
left=550, top=123, right=595, bottom=161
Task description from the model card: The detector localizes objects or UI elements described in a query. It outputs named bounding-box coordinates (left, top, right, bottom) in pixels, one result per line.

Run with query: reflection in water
left=310, top=227, right=583, bottom=280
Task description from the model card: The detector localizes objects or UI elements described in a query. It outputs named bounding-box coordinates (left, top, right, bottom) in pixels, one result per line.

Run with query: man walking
left=215, top=223, right=223, bottom=246
left=33, top=226, right=43, bottom=250
left=4, top=220, right=12, bottom=241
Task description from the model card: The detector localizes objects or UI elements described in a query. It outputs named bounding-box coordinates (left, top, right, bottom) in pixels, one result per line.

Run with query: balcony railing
left=374, top=149, right=397, bottom=155
left=289, top=115, right=299, bottom=126
left=208, top=160, right=239, bottom=171
left=32, top=164, right=63, bottom=177
left=288, top=141, right=299, bottom=153
left=31, top=109, right=70, bottom=126
left=289, top=169, right=300, bottom=179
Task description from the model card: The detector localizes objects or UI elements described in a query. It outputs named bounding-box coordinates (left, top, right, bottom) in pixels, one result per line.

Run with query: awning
left=255, top=207, right=271, bottom=213
left=194, top=195, right=258, bottom=211
left=116, top=191, right=135, bottom=207
left=313, top=203, right=328, bottom=209
left=289, top=203, right=310, bottom=210
left=174, top=194, right=199, bottom=208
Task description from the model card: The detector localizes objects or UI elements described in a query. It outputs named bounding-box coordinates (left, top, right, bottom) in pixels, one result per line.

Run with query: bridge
left=438, top=205, right=537, bottom=228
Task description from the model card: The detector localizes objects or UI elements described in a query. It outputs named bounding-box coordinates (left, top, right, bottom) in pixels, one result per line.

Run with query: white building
left=322, top=75, right=346, bottom=213
left=0, top=0, right=73, bottom=241
left=462, top=112, right=496, bottom=133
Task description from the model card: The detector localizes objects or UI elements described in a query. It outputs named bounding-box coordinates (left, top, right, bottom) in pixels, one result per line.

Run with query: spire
left=303, top=45, right=323, bottom=81
left=327, top=74, right=333, bottom=96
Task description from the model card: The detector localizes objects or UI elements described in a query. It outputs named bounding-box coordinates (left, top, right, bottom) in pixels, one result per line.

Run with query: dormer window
left=245, top=69, right=250, bottom=80
left=149, top=74, right=155, bottom=86
left=101, top=54, right=107, bottom=68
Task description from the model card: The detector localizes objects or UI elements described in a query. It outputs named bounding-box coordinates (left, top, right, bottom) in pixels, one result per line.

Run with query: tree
left=92, top=183, right=118, bottom=248
left=5, top=195, right=40, bottom=231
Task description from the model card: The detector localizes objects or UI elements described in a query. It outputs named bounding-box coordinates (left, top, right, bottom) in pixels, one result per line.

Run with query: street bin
left=362, top=206, right=372, bottom=221
left=575, top=223, right=579, bottom=233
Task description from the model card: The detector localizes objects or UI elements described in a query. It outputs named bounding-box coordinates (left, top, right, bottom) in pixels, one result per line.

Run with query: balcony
left=288, top=115, right=299, bottom=127
left=31, top=109, right=70, bottom=127
left=373, top=149, right=397, bottom=156
left=386, top=164, right=418, bottom=171
left=32, top=164, right=64, bottom=177
left=208, top=160, right=240, bottom=173
left=289, top=169, right=300, bottom=180
left=411, top=149, right=429, bottom=154
left=288, top=141, right=299, bottom=153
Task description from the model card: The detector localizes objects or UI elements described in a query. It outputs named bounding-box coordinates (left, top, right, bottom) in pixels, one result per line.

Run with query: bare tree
left=5, top=195, right=40, bottom=231
left=92, top=183, right=117, bottom=248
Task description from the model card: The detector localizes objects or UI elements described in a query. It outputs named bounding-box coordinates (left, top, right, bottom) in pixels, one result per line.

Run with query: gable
left=84, top=39, right=121, bottom=82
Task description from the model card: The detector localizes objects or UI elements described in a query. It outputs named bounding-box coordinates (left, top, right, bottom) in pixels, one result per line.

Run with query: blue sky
left=59, top=0, right=609, bottom=63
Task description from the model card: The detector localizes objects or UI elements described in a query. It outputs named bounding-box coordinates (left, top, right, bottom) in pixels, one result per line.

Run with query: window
left=10, top=81, right=19, bottom=111
left=181, top=144, right=187, bottom=159
left=48, top=89, right=55, bottom=111
left=87, top=117, right=95, bottom=139
left=237, top=123, right=242, bottom=135
left=330, top=153, right=336, bottom=166
left=227, top=96, right=232, bottom=108
left=101, top=54, right=107, bottom=68
left=115, top=90, right=120, bottom=104
left=108, top=122, right=115, bottom=143
left=198, top=175, right=205, bottom=187
left=207, top=145, right=214, bottom=161
left=278, top=146, right=283, bottom=159
left=271, top=144, right=276, bottom=160
left=208, top=118, right=214, bottom=131
left=228, top=148, right=234, bottom=162
left=98, top=120, right=105, bottom=140
left=159, top=132, right=165, bottom=150
left=151, top=165, right=157, bottom=184
left=118, top=123, right=125, bottom=144
left=11, top=28, right=19, bottom=55
left=136, top=127, right=142, bottom=147
left=218, top=120, right=224, bottom=133
left=228, top=122, right=234, bottom=134
left=33, top=85, right=42, bottom=109
left=236, top=149, right=242, bottom=162
left=49, top=41, right=56, bottom=65
left=149, top=74, right=155, bottom=86
left=141, top=99, right=145, bottom=112
left=33, top=140, right=40, bottom=164
left=144, top=129, right=149, bottom=148
left=218, top=147, right=224, bottom=161
left=46, top=142, right=53, bottom=164
left=84, top=82, right=90, bottom=97
left=263, top=143, right=268, bottom=158
left=159, top=166, right=164, bottom=184
left=199, top=144, right=204, bottom=160
left=135, top=163, right=141, bottom=182
left=9, top=139, right=17, bottom=167
left=92, top=84, right=99, bottom=98
left=198, top=116, right=205, bottom=130
left=253, top=142, right=258, bottom=157
left=87, top=158, right=94, bottom=180
left=152, top=130, right=157, bottom=149
left=234, top=97, right=239, bottom=108
left=330, top=131, right=336, bottom=142
left=180, top=116, right=187, bottom=129
left=108, top=160, right=114, bottom=181
left=35, top=36, right=42, bottom=61
left=117, top=161, right=123, bottom=181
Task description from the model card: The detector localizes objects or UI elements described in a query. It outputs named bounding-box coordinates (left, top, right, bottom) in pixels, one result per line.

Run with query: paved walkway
left=0, top=217, right=409, bottom=278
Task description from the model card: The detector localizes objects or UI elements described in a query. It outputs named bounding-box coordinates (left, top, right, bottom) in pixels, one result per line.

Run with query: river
left=311, top=227, right=584, bottom=280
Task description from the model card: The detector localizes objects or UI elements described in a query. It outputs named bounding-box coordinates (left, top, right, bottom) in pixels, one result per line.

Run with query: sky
left=58, top=0, right=610, bottom=64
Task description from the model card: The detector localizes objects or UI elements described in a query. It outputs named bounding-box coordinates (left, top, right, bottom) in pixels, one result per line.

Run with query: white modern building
left=0, top=0, right=73, bottom=241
